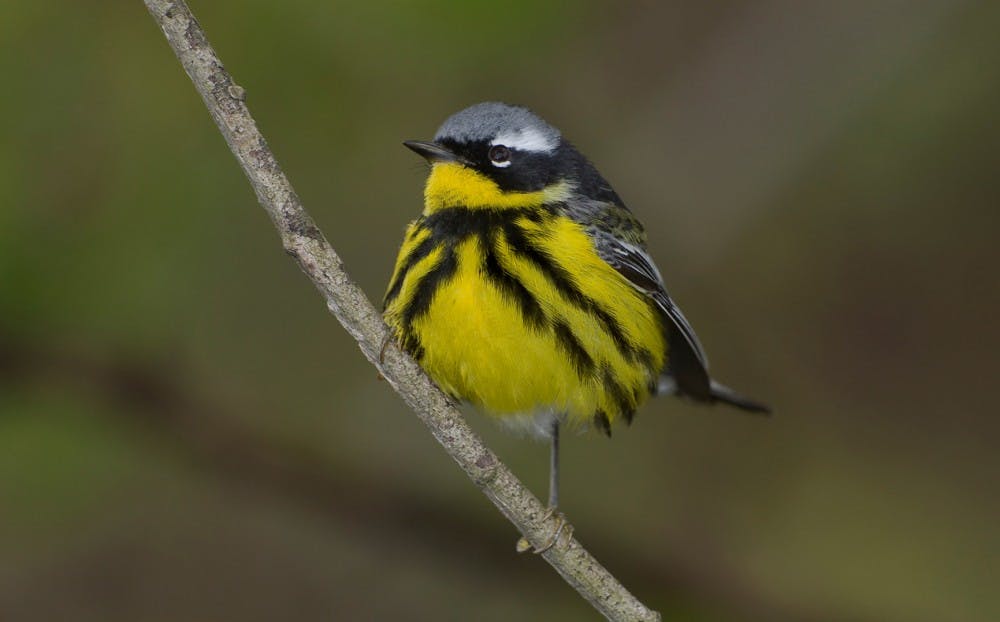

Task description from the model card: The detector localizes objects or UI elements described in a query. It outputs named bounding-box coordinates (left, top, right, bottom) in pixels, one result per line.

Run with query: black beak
left=403, top=140, right=461, bottom=163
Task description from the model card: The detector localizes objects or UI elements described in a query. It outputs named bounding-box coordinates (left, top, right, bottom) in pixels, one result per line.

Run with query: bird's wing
left=560, top=195, right=712, bottom=396
left=598, top=236, right=710, bottom=370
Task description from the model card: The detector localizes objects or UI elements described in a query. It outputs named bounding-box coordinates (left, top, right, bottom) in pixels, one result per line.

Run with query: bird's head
left=404, top=102, right=580, bottom=213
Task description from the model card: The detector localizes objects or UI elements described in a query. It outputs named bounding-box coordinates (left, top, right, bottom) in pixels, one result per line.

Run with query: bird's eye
left=488, top=145, right=511, bottom=166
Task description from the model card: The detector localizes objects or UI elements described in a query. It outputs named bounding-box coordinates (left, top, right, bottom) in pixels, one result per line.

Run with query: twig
left=141, top=1, right=660, bottom=619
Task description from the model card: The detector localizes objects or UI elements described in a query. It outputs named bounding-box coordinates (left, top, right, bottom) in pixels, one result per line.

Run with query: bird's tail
left=708, top=380, right=771, bottom=415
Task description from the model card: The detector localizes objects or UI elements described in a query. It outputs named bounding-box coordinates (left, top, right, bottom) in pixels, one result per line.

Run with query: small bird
left=385, top=102, right=767, bottom=525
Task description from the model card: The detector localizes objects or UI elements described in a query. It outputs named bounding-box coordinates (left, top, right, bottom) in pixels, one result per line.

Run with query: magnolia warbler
left=385, top=102, right=768, bottom=522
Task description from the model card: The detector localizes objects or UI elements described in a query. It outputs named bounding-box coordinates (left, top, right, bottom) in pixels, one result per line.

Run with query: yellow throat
left=423, top=162, right=572, bottom=213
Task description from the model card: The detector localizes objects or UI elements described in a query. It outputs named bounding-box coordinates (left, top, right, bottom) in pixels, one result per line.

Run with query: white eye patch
left=490, top=127, right=558, bottom=154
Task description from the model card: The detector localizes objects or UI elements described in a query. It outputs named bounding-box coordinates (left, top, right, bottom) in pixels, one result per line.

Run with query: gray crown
left=434, top=102, right=561, bottom=147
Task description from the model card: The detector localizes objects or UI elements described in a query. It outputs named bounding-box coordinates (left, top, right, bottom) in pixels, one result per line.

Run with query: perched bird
left=385, top=102, right=768, bottom=523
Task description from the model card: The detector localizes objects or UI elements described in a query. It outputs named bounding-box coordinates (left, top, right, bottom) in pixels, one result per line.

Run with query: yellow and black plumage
left=385, top=102, right=767, bottom=508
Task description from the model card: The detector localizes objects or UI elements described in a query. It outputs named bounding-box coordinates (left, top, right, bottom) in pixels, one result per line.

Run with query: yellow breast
left=384, top=195, right=666, bottom=431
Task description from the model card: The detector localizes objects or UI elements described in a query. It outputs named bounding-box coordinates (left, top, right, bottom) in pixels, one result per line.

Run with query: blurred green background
left=1, top=1, right=997, bottom=620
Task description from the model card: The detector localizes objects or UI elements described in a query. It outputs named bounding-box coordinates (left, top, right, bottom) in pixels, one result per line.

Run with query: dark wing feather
left=558, top=190, right=715, bottom=399
left=602, top=235, right=769, bottom=411
left=561, top=187, right=769, bottom=412
left=601, top=237, right=709, bottom=370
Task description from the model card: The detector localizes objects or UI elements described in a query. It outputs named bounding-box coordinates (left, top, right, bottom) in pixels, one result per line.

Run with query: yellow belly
left=418, top=236, right=599, bottom=418
left=385, top=213, right=666, bottom=431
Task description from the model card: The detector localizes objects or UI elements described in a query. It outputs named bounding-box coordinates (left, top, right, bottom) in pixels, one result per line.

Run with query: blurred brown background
left=1, top=1, right=997, bottom=620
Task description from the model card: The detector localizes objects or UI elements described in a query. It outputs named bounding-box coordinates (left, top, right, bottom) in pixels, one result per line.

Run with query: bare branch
left=141, top=1, right=660, bottom=619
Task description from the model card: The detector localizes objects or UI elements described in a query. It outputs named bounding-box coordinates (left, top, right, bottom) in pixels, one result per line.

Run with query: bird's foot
left=516, top=507, right=573, bottom=554
left=378, top=332, right=394, bottom=365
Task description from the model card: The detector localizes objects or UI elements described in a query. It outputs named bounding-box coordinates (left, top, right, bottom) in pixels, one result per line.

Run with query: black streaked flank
left=389, top=207, right=659, bottom=394
left=400, top=331, right=425, bottom=361
left=502, top=219, right=650, bottom=367
left=602, top=365, right=636, bottom=424
left=383, top=232, right=437, bottom=308
left=482, top=231, right=547, bottom=332
left=401, top=247, right=459, bottom=327
left=520, top=209, right=547, bottom=224
left=552, top=320, right=595, bottom=379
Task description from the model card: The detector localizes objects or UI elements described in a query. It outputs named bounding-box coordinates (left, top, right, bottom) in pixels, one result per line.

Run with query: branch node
left=227, top=84, right=246, bottom=101
left=472, top=452, right=500, bottom=486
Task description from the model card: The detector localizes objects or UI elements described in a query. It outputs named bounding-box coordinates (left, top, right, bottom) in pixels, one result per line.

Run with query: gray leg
left=548, top=420, right=560, bottom=509
left=518, top=420, right=572, bottom=554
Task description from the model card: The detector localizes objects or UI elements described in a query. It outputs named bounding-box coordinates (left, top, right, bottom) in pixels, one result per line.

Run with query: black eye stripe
left=434, top=138, right=565, bottom=192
